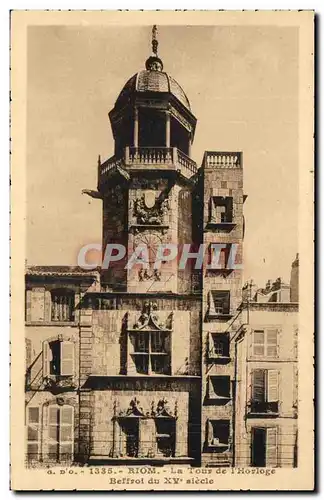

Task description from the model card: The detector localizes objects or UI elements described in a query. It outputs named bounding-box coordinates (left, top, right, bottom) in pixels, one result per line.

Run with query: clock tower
left=93, top=26, right=198, bottom=294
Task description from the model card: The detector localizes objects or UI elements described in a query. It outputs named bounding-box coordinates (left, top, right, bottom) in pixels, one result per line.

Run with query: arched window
left=51, top=288, right=75, bottom=322
left=47, top=404, right=74, bottom=462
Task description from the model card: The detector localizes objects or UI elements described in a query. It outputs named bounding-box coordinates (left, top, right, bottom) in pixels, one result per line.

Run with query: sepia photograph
left=10, top=10, right=314, bottom=491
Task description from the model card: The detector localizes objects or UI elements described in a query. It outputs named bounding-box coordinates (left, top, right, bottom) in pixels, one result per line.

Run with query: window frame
left=43, top=339, right=75, bottom=378
left=252, top=328, right=279, bottom=358
left=208, top=290, right=231, bottom=318
left=250, top=369, right=280, bottom=415
left=50, top=288, right=75, bottom=323
left=129, top=330, right=171, bottom=375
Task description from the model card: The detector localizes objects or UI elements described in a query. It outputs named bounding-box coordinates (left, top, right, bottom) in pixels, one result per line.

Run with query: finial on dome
left=145, top=25, right=163, bottom=71
left=152, top=25, right=158, bottom=56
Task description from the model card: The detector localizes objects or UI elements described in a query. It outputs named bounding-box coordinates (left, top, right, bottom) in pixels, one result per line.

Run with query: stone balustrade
left=203, top=151, right=242, bottom=169
left=98, top=147, right=198, bottom=184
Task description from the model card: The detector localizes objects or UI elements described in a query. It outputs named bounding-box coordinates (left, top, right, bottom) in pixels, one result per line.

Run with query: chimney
left=290, top=253, right=299, bottom=303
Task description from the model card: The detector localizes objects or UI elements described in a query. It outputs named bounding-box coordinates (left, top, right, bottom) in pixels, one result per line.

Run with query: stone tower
left=83, top=25, right=202, bottom=464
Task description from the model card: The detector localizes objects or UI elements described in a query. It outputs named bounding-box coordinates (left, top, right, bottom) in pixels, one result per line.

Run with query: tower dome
left=115, top=69, right=191, bottom=111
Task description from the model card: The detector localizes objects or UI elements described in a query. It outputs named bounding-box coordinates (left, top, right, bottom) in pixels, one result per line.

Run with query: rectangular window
left=27, top=407, right=40, bottom=462
left=210, top=196, right=233, bottom=224
left=252, top=329, right=279, bottom=357
left=51, top=289, right=75, bottom=322
left=208, top=375, right=231, bottom=400
left=209, top=291, right=231, bottom=317
left=208, top=333, right=230, bottom=359
left=251, top=427, right=278, bottom=467
left=129, top=331, right=171, bottom=375
left=251, top=369, right=279, bottom=414
left=47, top=405, right=74, bottom=462
left=207, top=419, right=230, bottom=448
left=43, top=340, right=75, bottom=377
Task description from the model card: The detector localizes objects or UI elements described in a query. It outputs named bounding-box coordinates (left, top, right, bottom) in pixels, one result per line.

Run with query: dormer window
left=51, top=289, right=75, bottom=322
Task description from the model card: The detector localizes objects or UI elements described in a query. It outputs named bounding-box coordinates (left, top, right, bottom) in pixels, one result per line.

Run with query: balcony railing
left=98, top=147, right=198, bottom=184
left=203, top=151, right=242, bottom=169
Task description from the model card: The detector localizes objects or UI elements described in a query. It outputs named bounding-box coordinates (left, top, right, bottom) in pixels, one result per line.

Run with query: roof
left=25, top=266, right=99, bottom=278
left=115, top=70, right=191, bottom=111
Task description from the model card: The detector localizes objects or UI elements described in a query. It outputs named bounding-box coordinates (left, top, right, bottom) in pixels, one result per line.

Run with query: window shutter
left=267, top=370, right=279, bottom=402
left=60, top=341, right=74, bottom=376
left=266, top=427, right=278, bottom=467
left=25, top=339, right=32, bottom=371
left=252, top=330, right=265, bottom=356
left=42, top=341, right=50, bottom=377
left=59, top=406, right=74, bottom=461
left=266, top=329, right=278, bottom=357
left=27, top=407, right=40, bottom=461
left=207, top=420, right=214, bottom=444
left=252, top=370, right=265, bottom=402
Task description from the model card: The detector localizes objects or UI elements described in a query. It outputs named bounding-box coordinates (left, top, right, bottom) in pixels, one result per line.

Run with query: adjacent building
left=233, top=272, right=299, bottom=468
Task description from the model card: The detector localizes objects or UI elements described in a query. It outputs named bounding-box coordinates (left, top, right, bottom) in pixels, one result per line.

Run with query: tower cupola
left=108, top=25, right=197, bottom=158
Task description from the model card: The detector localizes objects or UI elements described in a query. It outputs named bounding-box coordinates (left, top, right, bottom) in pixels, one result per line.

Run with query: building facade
left=233, top=275, right=299, bottom=468
left=25, top=28, right=298, bottom=468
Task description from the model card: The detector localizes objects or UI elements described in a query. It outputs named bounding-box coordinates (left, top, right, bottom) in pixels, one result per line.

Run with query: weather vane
left=152, top=25, right=158, bottom=56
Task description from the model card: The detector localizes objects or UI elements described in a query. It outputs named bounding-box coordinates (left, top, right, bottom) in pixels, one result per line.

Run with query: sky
left=26, top=25, right=299, bottom=287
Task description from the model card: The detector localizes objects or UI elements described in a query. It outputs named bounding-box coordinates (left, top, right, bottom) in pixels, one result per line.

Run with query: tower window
left=51, top=289, right=75, bottom=322
left=208, top=333, right=230, bottom=359
left=208, top=375, right=231, bottom=400
left=209, top=291, right=231, bottom=317
left=207, top=419, right=230, bottom=448
left=210, top=196, right=233, bottom=224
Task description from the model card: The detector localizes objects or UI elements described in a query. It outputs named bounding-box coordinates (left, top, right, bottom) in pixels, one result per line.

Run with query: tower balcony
left=98, top=147, right=198, bottom=187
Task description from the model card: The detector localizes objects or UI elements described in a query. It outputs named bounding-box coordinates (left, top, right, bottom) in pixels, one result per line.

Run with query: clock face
left=134, top=232, right=162, bottom=264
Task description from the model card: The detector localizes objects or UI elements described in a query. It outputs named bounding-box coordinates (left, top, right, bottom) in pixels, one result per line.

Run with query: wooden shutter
left=266, top=329, right=278, bottom=357
left=48, top=406, right=59, bottom=459
left=252, top=330, right=265, bottom=356
left=27, top=407, right=40, bottom=461
left=25, top=338, right=32, bottom=370
left=42, top=341, right=50, bottom=377
left=60, top=341, right=74, bottom=376
left=267, top=370, right=279, bottom=402
left=60, top=406, right=74, bottom=460
left=252, top=370, right=265, bottom=402
left=266, top=427, right=278, bottom=467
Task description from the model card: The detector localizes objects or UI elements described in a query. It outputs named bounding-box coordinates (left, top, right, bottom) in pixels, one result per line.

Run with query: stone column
left=166, top=111, right=171, bottom=147
left=134, top=107, right=139, bottom=148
